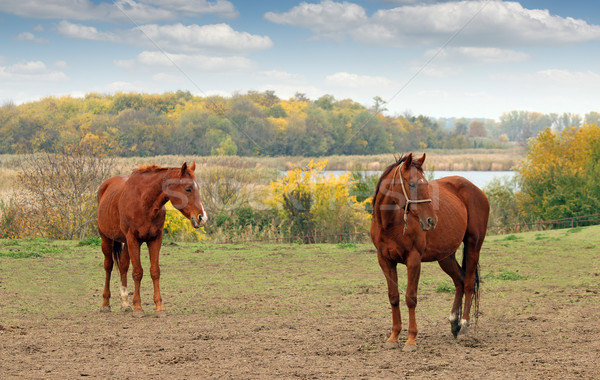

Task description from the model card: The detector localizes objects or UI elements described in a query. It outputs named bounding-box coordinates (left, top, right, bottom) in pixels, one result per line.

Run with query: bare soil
left=2, top=287, right=599, bottom=379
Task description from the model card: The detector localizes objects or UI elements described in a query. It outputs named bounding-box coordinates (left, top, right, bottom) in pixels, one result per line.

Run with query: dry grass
left=0, top=148, right=525, bottom=203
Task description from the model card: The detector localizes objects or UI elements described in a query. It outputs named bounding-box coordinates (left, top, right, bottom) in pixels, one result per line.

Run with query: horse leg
left=126, top=235, right=144, bottom=318
left=119, top=243, right=132, bottom=312
left=458, top=236, right=482, bottom=337
left=147, top=235, right=165, bottom=316
left=100, top=237, right=114, bottom=312
left=404, top=251, right=422, bottom=351
left=377, top=254, right=402, bottom=348
left=438, top=253, right=465, bottom=338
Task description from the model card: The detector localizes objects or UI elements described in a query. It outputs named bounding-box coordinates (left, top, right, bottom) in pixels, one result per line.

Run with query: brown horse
left=371, top=153, right=489, bottom=351
left=97, top=162, right=207, bottom=317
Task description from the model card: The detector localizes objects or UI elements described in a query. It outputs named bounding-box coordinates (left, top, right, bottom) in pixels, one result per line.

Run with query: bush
left=163, top=201, right=206, bottom=242
left=7, top=146, right=114, bottom=239
left=484, top=176, right=524, bottom=233
left=268, top=160, right=371, bottom=243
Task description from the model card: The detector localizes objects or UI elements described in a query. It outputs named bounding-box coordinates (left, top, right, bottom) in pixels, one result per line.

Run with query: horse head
left=377, top=153, right=437, bottom=232
left=164, top=162, right=208, bottom=228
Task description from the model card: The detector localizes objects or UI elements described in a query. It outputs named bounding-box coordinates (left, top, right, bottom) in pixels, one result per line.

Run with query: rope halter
left=392, top=165, right=433, bottom=234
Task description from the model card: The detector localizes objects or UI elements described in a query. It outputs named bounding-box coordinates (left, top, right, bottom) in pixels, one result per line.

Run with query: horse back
left=422, top=176, right=489, bottom=261
left=434, top=176, right=489, bottom=231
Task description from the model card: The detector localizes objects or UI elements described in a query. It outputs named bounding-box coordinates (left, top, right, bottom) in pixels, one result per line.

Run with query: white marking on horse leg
left=120, top=285, right=130, bottom=308
left=458, top=319, right=470, bottom=336
left=449, top=314, right=457, bottom=323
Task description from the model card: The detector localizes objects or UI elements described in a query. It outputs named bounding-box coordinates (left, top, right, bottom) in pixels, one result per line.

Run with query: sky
left=1, top=0, right=599, bottom=120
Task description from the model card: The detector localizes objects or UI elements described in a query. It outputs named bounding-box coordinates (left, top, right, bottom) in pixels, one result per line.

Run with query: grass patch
left=337, top=242, right=358, bottom=249
left=78, top=236, right=102, bottom=246
left=0, top=225, right=599, bottom=321
left=487, top=270, right=527, bottom=281
left=435, top=282, right=455, bottom=293
left=498, top=234, right=522, bottom=242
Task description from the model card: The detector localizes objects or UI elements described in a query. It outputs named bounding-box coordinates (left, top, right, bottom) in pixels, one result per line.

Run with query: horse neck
left=374, top=171, right=407, bottom=229
left=136, top=170, right=174, bottom=214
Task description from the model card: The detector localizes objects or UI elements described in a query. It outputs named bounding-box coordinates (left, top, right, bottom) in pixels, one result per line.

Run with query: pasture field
left=1, top=226, right=599, bottom=378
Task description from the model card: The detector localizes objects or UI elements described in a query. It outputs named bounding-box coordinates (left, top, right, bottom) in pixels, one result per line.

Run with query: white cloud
left=426, top=47, right=530, bottom=63
left=136, top=23, right=273, bottom=53
left=115, top=51, right=255, bottom=71
left=53, top=60, right=68, bottom=69
left=152, top=72, right=184, bottom=83
left=266, top=1, right=600, bottom=47
left=0, top=60, right=67, bottom=81
left=255, top=70, right=305, bottom=84
left=494, top=69, right=600, bottom=86
left=13, top=31, right=47, bottom=43
left=57, top=20, right=118, bottom=42
left=141, top=0, right=238, bottom=18
left=325, top=72, right=392, bottom=88
left=0, top=0, right=237, bottom=23
left=56, top=21, right=272, bottom=54
left=264, top=0, right=367, bottom=40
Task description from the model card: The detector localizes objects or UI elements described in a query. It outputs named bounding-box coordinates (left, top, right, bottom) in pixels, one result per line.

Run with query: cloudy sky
left=1, top=0, right=599, bottom=119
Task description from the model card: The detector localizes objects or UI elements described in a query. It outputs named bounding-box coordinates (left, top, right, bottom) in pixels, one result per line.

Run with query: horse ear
left=414, top=153, right=426, bottom=169
left=189, top=161, right=196, bottom=172
left=403, top=153, right=413, bottom=169
left=181, top=162, right=188, bottom=176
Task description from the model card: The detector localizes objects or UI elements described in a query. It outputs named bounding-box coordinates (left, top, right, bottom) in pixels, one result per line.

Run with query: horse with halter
left=371, top=153, right=489, bottom=351
left=97, top=162, right=207, bottom=317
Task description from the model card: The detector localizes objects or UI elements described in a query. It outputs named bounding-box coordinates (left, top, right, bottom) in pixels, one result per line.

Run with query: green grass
left=1, top=225, right=599, bottom=322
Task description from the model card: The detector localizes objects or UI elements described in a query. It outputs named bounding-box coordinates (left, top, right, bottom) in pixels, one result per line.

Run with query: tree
left=468, top=120, right=487, bottom=137
left=517, top=124, right=600, bottom=221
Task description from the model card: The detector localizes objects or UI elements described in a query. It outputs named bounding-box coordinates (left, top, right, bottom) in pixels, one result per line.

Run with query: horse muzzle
left=419, top=216, right=437, bottom=231
left=191, top=213, right=207, bottom=228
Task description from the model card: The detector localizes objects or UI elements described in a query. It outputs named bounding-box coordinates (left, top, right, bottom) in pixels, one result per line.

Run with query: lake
left=325, top=170, right=516, bottom=189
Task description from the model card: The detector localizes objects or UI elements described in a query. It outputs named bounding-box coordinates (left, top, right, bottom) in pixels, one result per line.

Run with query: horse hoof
left=121, top=305, right=132, bottom=313
left=383, top=341, right=399, bottom=349
left=100, top=306, right=111, bottom=313
left=403, top=344, right=417, bottom=352
left=451, top=322, right=461, bottom=338
left=457, top=320, right=470, bottom=337
left=155, top=310, right=167, bottom=318
left=132, top=310, right=145, bottom=318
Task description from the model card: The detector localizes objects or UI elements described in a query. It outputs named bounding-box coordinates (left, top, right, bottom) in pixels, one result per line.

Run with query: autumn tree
left=517, top=124, right=600, bottom=221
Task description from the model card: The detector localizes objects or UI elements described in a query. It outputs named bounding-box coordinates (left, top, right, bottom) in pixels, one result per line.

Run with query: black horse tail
left=113, top=241, right=123, bottom=274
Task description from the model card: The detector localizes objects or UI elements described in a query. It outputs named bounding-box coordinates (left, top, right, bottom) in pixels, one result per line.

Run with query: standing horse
left=97, top=162, right=207, bottom=317
left=371, top=153, right=489, bottom=351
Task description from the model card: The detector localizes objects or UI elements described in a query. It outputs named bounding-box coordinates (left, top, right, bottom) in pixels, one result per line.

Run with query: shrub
left=8, top=146, right=114, bottom=240
left=268, top=160, right=371, bottom=243
left=163, top=201, right=206, bottom=242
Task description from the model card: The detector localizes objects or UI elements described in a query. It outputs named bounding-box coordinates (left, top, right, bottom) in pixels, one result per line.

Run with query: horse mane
left=133, top=164, right=169, bottom=174
left=372, top=154, right=424, bottom=205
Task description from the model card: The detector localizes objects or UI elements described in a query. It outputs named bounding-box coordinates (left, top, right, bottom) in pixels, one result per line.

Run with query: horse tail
left=113, top=241, right=123, bottom=274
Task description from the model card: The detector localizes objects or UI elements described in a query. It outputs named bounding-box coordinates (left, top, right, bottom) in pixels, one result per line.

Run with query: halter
left=392, top=165, right=433, bottom=234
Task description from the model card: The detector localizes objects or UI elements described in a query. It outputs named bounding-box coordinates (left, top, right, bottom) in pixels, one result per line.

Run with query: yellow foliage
left=163, top=201, right=206, bottom=241
left=268, top=159, right=371, bottom=239
left=280, top=99, right=308, bottom=117
left=268, top=116, right=288, bottom=132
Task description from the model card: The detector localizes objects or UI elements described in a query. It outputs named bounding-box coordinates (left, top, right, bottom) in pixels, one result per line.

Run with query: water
left=325, top=170, right=516, bottom=189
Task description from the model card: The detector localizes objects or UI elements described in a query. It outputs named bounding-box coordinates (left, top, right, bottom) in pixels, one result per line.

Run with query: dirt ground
left=1, top=290, right=599, bottom=379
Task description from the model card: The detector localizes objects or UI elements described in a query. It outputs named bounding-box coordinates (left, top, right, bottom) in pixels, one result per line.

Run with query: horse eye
left=409, top=183, right=417, bottom=189
left=185, top=188, right=192, bottom=193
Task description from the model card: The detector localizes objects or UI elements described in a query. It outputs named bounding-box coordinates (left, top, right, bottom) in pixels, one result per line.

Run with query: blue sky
left=1, top=0, right=599, bottom=119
